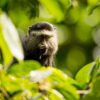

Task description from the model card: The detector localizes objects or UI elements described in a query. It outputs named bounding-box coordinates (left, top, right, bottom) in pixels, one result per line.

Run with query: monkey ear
left=29, top=26, right=32, bottom=29
left=28, top=26, right=32, bottom=31
left=28, top=26, right=32, bottom=35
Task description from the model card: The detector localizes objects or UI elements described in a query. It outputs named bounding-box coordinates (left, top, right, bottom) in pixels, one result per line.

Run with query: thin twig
left=0, top=87, right=11, bottom=100
left=77, top=90, right=89, bottom=95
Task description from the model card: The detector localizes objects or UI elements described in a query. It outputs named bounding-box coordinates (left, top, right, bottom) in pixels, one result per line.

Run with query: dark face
left=29, top=32, right=53, bottom=56
left=37, top=35, right=49, bottom=55
left=28, top=22, right=57, bottom=56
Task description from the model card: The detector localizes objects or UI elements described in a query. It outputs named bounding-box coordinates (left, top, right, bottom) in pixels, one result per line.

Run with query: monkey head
left=23, top=22, right=58, bottom=59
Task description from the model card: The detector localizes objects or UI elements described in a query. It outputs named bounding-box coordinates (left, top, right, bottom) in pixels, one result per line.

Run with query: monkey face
left=27, top=22, right=58, bottom=57
left=37, top=35, right=49, bottom=55
left=29, top=32, right=57, bottom=56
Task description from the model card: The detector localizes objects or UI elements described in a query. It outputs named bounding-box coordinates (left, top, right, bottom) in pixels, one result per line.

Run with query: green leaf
left=82, top=75, right=100, bottom=100
left=48, top=68, right=79, bottom=88
left=27, top=94, right=45, bottom=100
left=0, top=25, right=12, bottom=66
left=58, top=0, right=71, bottom=9
left=39, top=0, right=71, bottom=22
left=0, top=13, right=24, bottom=61
left=48, top=68, right=79, bottom=100
left=48, top=68, right=68, bottom=83
left=7, top=60, right=41, bottom=77
left=54, top=84, right=79, bottom=100
left=49, top=89, right=64, bottom=100
left=87, top=0, right=100, bottom=14
left=89, top=59, right=100, bottom=79
left=0, top=0, right=7, bottom=8
left=75, top=62, right=95, bottom=89
left=0, top=72, right=21, bottom=92
left=0, top=70, right=38, bottom=94
left=29, top=67, right=53, bottom=82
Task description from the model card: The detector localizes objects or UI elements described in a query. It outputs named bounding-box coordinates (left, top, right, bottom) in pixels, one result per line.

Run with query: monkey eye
left=32, top=33, right=36, bottom=37
left=46, top=35, right=53, bottom=39
left=45, top=36, right=50, bottom=40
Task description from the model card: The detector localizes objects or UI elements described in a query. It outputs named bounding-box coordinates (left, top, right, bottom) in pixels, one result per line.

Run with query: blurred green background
left=0, top=0, right=100, bottom=77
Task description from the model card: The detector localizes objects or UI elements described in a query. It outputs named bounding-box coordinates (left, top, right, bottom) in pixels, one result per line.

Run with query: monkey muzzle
left=38, top=45, right=48, bottom=55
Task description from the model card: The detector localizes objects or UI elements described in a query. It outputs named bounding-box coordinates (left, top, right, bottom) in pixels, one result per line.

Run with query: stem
left=77, top=90, right=89, bottom=95
left=0, top=87, right=11, bottom=100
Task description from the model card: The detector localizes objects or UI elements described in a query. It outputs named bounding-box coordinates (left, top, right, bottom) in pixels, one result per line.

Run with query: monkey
left=9, top=22, right=58, bottom=67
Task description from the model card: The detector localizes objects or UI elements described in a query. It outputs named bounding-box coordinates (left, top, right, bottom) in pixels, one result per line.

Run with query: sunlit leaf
left=87, top=0, right=100, bottom=14
left=54, top=83, right=79, bottom=100
left=89, top=58, right=100, bottom=79
left=0, top=72, right=21, bottom=92
left=48, top=68, right=68, bottom=83
left=48, top=68, right=79, bottom=88
left=7, top=60, right=41, bottom=77
left=39, top=0, right=71, bottom=22
left=29, top=67, right=53, bottom=82
left=0, top=25, right=12, bottom=66
left=82, top=75, right=100, bottom=100
left=0, top=71, right=38, bottom=94
left=58, top=0, right=71, bottom=9
left=75, top=62, right=95, bottom=89
left=48, top=68, right=80, bottom=100
left=49, top=89, right=65, bottom=100
left=12, top=93, right=44, bottom=100
left=0, top=13, right=24, bottom=61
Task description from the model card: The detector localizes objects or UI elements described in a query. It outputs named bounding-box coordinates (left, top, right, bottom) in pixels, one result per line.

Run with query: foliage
left=1, top=0, right=100, bottom=100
